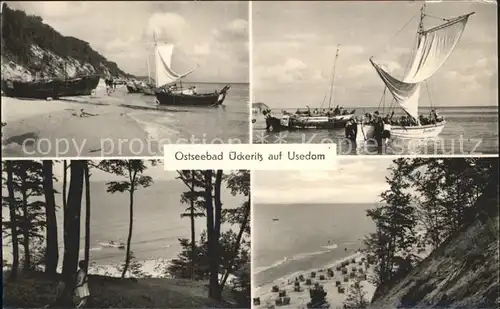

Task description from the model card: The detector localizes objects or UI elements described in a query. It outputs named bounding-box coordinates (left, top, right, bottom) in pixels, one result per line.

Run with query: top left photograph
left=1, top=1, right=249, bottom=158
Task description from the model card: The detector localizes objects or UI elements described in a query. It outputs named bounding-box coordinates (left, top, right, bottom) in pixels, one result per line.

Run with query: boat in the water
left=100, top=241, right=125, bottom=249
left=2, top=75, right=100, bottom=99
left=151, top=41, right=230, bottom=106
left=261, top=46, right=355, bottom=131
left=356, top=4, right=473, bottom=141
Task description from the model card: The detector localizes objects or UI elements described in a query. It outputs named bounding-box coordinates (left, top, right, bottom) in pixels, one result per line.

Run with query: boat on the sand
left=2, top=75, right=100, bottom=99
left=151, top=41, right=230, bottom=107
left=356, top=4, right=472, bottom=141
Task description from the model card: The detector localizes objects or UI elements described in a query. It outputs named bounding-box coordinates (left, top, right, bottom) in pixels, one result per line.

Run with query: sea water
left=253, top=106, right=499, bottom=154
left=253, top=203, right=376, bottom=287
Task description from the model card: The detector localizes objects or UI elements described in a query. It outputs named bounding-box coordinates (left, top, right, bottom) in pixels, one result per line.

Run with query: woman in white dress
left=75, top=260, right=90, bottom=308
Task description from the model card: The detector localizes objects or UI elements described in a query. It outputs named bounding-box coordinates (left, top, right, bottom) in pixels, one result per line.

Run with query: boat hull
left=265, top=114, right=349, bottom=131
left=155, top=85, right=230, bottom=107
left=390, top=121, right=446, bottom=138
left=356, top=121, right=445, bottom=141
left=3, top=75, right=100, bottom=99
left=126, top=85, right=142, bottom=93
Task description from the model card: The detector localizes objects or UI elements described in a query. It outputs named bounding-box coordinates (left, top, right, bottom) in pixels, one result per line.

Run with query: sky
left=8, top=1, right=249, bottom=83
left=51, top=160, right=176, bottom=182
left=252, top=0, right=497, bottom=108
left=253, top=157, right=394, bottom=204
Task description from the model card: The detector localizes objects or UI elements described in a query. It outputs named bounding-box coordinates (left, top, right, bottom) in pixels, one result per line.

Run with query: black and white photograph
left=1, top=1, right=249, bottom=157
left=2, top=162, right=250, bottom=308
left=252, top=1, right=498, bottom=155
left=252, top=157, right=498, bottom=309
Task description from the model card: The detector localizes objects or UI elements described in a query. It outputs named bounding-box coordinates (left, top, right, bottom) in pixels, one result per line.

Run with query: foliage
left=364, top=158, right=418, bottom=286
left=2, top=4, right=130, bottom=77
left=364, top=158, right=496, bottom=288
left=343, top=278, right=369, bottom=309
left=1, top=160, right=47, bottom=270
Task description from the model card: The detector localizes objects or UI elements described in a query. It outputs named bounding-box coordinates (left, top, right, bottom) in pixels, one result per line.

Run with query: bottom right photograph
left=252, top=157, right=499, bottom=309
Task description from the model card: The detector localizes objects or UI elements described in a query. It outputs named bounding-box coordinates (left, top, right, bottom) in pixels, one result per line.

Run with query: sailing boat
left=357, top=4, right=474, bottom=141
left=264, top=45, right=353, bottom=131
left=152, top=41, right=230, bottom=107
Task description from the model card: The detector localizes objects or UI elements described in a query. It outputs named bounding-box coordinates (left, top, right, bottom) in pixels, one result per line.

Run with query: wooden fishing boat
left=357, top=4, right=473, bottom=141
left=2, top=75, right=100, bottom=99
left=262, top=46, right=354, bottom=131
left=151, top=41, right=230, bottom=107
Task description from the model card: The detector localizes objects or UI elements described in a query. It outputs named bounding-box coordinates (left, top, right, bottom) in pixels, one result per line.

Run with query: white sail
left=404, top=15, right=471, bottom=83
left=154, top=43, right=196, bottom=88
left=370, top=12, right=473, bottom=121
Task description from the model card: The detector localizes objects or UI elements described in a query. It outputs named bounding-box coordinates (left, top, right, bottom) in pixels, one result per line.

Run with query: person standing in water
left=75, top=260, right=90, bottom=308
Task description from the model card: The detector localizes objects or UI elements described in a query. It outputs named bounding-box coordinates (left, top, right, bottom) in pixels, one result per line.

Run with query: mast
left=327, top=44, right=340, bottom=109
left=147, top=56, right=151, bottom=85
left=418, top=3, right=426, bottom=33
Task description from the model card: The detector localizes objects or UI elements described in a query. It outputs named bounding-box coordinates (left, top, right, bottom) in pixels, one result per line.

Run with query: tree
left=4, top=161, right=20, bottom=281
left=344, top=278, right=368, bottom=309
left=364, top=158, right=417, bottom=286
left=83, top=161, right=91, bottom=272
left=60, top=160, right=85, bottom=304
left=221, top=170, right=251, bottom=289
left=42, top=160, right=58, bottom=275
left=98, top=160, right=154, bottom=278
left=177, top=170, right=206, bottom=280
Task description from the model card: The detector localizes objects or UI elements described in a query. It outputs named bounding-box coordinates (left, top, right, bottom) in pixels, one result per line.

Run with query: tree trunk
left=121, top=185, right=134, bottom=278
left=211, top=170, right=223, bottom=300
left=20, top=166, right=30, bottom=269
left=63, top=160, right=68, bottom=209
left=221, top=195, right=250, bottom=289
left=204, top=170, right=219, bottom=299
left=61, top=160, right=85, bottom=304
left=6, top=161, right=19, bottom=281
left=84, top=162, right=91, bottom=272
left=190, top=170, right=196, bottom=280
left=42, top=160, right=58, bottom=275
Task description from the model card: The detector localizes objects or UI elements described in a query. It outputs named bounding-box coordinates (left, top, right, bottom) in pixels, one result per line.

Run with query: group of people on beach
left=362, top=109, right=442, bottom=127
left=293, top=105, right=355, bottom=117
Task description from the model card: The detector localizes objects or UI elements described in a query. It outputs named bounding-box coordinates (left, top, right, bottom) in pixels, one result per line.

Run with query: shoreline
left=254, top=251, right=376, bottom=309
left=1, top=94, right=161, bottom=157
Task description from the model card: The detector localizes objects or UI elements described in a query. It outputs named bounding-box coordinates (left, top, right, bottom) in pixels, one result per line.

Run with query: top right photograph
left=252, top=1, right=498, bottom=155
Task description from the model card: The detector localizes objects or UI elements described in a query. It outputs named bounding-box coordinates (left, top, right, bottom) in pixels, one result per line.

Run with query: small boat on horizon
left=272, top=218, right=279, bottom=221
left=100, top=241, right=125, bottom=249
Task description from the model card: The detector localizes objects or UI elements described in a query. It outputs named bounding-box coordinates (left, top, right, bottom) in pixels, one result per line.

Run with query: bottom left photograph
left=1, top=161, right=250, bottom=309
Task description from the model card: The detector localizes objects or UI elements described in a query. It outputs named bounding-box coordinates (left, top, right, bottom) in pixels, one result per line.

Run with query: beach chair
left=305, top=279, right=312, bottom=285
left=278, top=290, right=286, bottom=298
left=327, top=269, right=334, bottom=277
left=283, top=296, right=291, bottom=305
left=341, top=268, right=348, bottom=275
left=343, top=277, right=348, bottom=282
left=310, top=271, right=316, bottom=278
left=319, top=275, right=326, bottom=280
left=299, top=274, right=305, bottom=281
left=336, top=266, right=341, bottom=271
left=335, top=281, right=341, bottom=287
left=351, top=258, right=356, bottom=264
left=272, top=285, right=279, bottom=293
left=253, top=297, right=261, bottom=306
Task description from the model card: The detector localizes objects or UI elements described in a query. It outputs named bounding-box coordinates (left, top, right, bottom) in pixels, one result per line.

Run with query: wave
left=255, top=243, right=340, bottom=275
left=321, top=244, right=338, bottom=250
left=126, top=111, right=179, bottom=143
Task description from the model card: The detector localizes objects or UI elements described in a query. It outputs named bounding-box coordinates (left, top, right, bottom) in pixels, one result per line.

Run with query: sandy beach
left=254, top=252, right=376, bottom=309
left=1, top=89, right=160, bottom=157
